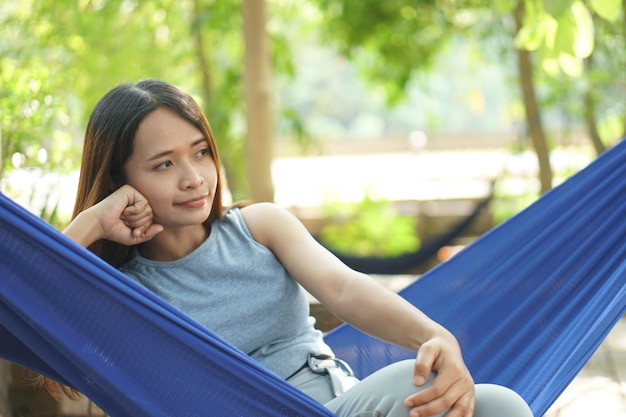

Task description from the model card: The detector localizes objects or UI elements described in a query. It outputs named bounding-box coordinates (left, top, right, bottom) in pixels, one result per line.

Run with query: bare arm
left=242, top=202, right=474, bottom=417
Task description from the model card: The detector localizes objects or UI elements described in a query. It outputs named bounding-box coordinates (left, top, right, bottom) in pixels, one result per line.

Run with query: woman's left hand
left=404, top=332, right=475, bottom=417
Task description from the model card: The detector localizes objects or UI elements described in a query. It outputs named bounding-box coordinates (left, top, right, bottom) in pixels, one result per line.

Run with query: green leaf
left=570, top=1, right=594, bottom=58
left=538, top=44, right=561, bottom=76
left=541, top=56, right=561, bottom=76
left=544, top=0, right=575, bottom=18
left=492, top=0, right=516, bottom=13
left=559, top=52, right=583, bottom=76
left=515, top=19, right=547, bottom=51
left=589, top=0, right=622, bottom=22
left=542, top=15, right=559, bottom=49
left=525, top=0, right=545, bottom=20
left=554, top=2, right=594, bottom=59
left=554, top=10, right=577, bottom=55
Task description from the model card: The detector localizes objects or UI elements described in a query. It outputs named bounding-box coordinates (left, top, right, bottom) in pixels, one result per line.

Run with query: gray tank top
left=120, top=208, right=333, bottom=379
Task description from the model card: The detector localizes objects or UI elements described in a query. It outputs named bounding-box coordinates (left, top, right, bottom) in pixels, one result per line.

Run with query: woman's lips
left=176, top=195, right=207, bottom=208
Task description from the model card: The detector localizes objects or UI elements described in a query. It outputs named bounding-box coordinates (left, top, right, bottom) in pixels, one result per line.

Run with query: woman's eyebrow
left=191, top=138, right=208, bottom=147
left=147, top=138, right=208, bottom=161
left=147, top=149, right=172, bottom=161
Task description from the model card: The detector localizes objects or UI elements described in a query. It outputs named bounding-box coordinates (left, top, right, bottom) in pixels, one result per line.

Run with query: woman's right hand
left=64, top=185, right=163, bottom=248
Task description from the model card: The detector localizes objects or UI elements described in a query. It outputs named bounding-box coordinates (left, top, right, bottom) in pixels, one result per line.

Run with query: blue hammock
left=1, top=139, right=625, bottom=417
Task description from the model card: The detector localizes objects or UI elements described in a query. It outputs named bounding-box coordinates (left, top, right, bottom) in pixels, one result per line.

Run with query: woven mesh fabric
left=325, top=138, right=626, bottom=416
left=0, top=201, right=332, bottom=416
left=1, top=138, right=624, bottom=416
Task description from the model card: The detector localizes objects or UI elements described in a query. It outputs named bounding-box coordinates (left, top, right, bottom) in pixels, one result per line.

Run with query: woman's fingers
left=99, top=185, right=163, bottom=244
left=406, top=379, right=474, bottom=417
left=122, top=207, right=153, bottom=228
left=405, top=338, right=475, bottom=417
left=130, top=222, right=163, bottom=240
left=412, top=341, right=437, bottom=386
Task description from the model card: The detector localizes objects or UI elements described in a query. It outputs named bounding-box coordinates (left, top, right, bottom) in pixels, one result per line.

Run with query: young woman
left=53, top=79, right=532, bottom=417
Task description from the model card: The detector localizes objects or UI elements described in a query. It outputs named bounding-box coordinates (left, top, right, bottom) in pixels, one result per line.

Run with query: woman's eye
left=196, top=148, right=211, bottom=157
left=154, top=160, right=173, bottom=170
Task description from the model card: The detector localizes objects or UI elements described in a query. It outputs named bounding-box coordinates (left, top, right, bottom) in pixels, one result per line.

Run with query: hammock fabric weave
left=1, top=139, right=625, bottom=416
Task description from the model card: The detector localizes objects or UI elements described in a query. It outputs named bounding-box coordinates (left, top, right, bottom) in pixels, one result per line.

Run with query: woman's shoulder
left=239, top=202, right=291, bottom=224
left=238, top=202, right=295, bottom=245
left=239, top=203, right=314, bottom=251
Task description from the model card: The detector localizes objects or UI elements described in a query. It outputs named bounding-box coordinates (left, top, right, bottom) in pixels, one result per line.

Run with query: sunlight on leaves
left=570, top=1, right=594, bottom=58
left=518, top=0, right=596, bottom=77
left=515, top=15, right=551, bottom=51
left=589, top=0, right=622, bottom=23
left=555, top=10, right=577, bottom=55
left=544, top=0, right=575, bottom=18
left=492, top=0, right=516, bottom=13
left=541, top=61, right=558, bottom=76
left=558, top=52, right=583, bottom=77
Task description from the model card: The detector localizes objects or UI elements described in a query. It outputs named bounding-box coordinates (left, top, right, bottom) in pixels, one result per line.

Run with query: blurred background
left=0, top=0, right=624, bottom=416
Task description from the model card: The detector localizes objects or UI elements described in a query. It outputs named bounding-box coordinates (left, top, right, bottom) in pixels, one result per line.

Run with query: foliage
left=512, top=0, right=625, bottom=146
left=514, top=0, right=623, bottom=77
left=1, top=0, right=624, bottom=207
left=0, top=2, right=79, bottom=174
left=310, top=0, right=623, bottom=130
left=319, top=194, right=421, bottom=257
left=1, top=0, right=182, bottom=176
left=311, top=0, right=492, bottom=104
left=2, top=1, right=623, bottom=186
left=310, top=0, right=624, bottom=196
left=0, top=0, right=318, bottom=200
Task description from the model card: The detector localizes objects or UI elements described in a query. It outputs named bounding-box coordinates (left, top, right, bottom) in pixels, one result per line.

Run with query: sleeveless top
left=120, top=208, right=333, bottom=379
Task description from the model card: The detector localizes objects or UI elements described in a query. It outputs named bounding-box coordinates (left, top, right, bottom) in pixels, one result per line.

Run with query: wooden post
left=0, top=360, right=12, bottom=417
left=243, top=0, right=275, bottom=202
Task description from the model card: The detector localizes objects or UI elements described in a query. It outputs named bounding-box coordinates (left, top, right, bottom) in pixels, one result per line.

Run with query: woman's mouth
left=176, top=195, right=208, bottom=208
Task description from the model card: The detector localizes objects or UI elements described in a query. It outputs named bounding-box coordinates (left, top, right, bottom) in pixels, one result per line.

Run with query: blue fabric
left=0, top=198, right=333, bottom=416
left=1, top=139, right=625, bottom=416
left=325, top=139, right=626, bottom=416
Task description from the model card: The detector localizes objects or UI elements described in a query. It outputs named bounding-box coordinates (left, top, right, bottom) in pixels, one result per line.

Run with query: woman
left=50, top=79, right=532, bottom=417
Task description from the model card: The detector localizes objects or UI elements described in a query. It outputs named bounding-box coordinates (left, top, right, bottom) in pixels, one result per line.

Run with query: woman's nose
left=179, top=164, right=204, bottom=189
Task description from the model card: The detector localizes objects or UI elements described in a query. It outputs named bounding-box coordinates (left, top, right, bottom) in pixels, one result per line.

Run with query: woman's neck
left=138, top=223, right=210, bottom=261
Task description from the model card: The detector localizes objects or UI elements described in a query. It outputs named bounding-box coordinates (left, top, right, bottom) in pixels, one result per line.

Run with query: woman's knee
left=325, top=360, right=443, bottom=417
left=475, top=384, right=533, bottom=417
left=361, top=359, right=434, bottom=398
left=327, top=360, right=533, bottom=417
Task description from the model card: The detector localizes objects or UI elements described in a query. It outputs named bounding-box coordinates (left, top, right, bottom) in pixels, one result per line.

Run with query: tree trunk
left=583, top=25, right=607, bottom=155
left=583, top=57, right=606, bottom=155
left=514, top=0, right=553, bottom=194
left=243, top=0, right=275, bottom=203
left=0, top=360, right=12, bottom=417
left=584, top=90, right=606, bottom=155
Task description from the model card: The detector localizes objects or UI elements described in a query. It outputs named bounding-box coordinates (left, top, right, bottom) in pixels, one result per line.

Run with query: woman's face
left=123, top=107, right=218, bottom=229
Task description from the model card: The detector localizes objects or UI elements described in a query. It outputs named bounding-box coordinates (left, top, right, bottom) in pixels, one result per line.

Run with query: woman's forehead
left=133, top=108, right=204, bottom=153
